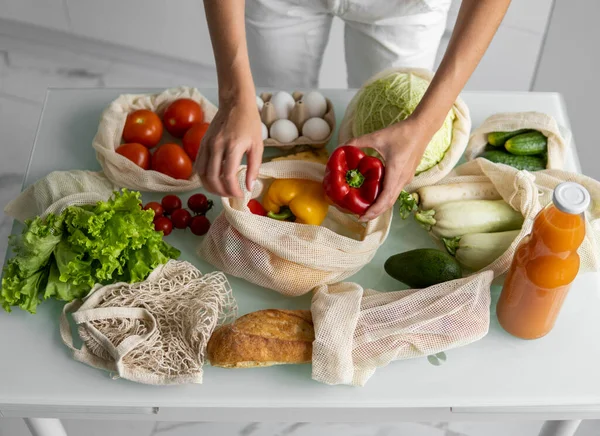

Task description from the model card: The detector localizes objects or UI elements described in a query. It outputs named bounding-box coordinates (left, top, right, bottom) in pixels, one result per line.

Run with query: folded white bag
left=4, top=170, right=117, bottom=222
left=311, top=272, right=493, bottom=386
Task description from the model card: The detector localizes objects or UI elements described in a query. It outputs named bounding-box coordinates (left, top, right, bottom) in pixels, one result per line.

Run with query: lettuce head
left=352, top=72, right=456, bottom=173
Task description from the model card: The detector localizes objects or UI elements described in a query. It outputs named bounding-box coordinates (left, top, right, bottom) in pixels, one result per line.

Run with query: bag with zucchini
left=311, top=272, right=492, bottom=386
left=406, top=158, right=600, bottom=275
left=465, top=111, right=571, bottom=170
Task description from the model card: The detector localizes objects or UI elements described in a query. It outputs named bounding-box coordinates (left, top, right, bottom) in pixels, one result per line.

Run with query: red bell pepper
left=323, top=145, right=384, bottom=215
left=247, top=199, right=267, bottom=216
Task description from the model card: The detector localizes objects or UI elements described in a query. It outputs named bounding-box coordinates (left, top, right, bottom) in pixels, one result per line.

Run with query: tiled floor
left=1, top=31, right=600, bottom=436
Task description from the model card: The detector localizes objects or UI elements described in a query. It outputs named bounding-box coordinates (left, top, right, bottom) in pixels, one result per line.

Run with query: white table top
left=1, top=88, right=599, bottom=423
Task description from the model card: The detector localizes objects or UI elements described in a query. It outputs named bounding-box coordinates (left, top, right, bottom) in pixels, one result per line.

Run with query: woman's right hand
left=195, top=95, right=264, bottom=198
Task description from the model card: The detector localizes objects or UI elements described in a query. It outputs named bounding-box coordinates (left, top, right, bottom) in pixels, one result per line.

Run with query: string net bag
left=60, top=260, right=237, bottom=385
left=338, top=67, right=471, bottom=193
left=198, top=160, right=393, bottom=296
left=311, top=272, right=493, bottom=386
left=4, top=170, right=118, bottom=222
left=92, top=86, right=217, bottom=192
left=465, top=111, right=571, bottom=170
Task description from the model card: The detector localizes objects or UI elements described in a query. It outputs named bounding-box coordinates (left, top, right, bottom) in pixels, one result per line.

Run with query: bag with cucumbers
left=311, top=272, right=493, bottom=386
left=409, top=158, right=600, bottom=276
left=465, top=111, right=570, bottom=170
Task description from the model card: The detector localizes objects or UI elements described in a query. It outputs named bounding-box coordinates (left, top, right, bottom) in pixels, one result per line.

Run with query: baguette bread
left=207, top=309, right=314, bottom=368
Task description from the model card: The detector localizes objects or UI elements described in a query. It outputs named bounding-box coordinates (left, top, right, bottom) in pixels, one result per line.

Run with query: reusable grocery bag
left=465, top=112, right=570, bottom=169
left=337, top=68, right=471, bottom=193
left=441, top=158, right=600, bottom=275
left=311, top=272, right=493, bottom=386
left=60, top=260, right=237, bottom=385
left=92, top=86, right=217, bottom=192
left=198, top=160, right=393, bottom=296
left=3, top=170, right=117, bottom=222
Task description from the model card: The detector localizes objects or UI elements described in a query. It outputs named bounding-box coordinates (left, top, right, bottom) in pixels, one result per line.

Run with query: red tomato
left=189, top=215, right=211, bottom=236
left=154, top=216, right=173, bottom=236
left=163, top=99, right=204, bottom=137
left=187, top=193, right=213, bottom=215
left=152, top=143, right=193, bottom=180
left=116, top=143, right=151, bottom=169
left=171, top=208, right=192, bottom=229
left=182, top=122, right=209, bottom=161
left=143, top=202, right=164, bottom=218
left=247, top=199, right=267, bottom=216
left=122, top=109, right=163, bottom=148
left=161, top=195, right=182, bottom=214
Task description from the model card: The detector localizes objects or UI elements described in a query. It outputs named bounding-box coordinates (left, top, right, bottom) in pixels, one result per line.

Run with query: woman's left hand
left=344, top=117, right=432, bottom=222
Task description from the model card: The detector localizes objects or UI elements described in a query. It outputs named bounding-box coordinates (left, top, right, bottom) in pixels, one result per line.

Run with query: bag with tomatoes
left=198, top=160, right=393, bottom=297
left=92, top=86, right=217, bottom=192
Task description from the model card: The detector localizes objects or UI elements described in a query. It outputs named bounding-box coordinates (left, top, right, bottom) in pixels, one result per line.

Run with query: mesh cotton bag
left=311, top=272, right=493, bottom=386
left=439, top=158, right=600, bottom=275
left=338, top=68, right=471, bottom=192
left=92, top=86, right=217, bottom=192
left=59, top=260, right=237, bottom=385
left=198, top=160, right=393, bottom=296
left=4, top=170, right=118, bottom=222
left=465, top=112, right=571, bottom=169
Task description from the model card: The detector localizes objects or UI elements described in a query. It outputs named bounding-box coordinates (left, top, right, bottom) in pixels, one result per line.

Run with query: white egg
left=302, top=117, right=331, bottom=141
left=256, top=95, right=264, bottom=112
left=270, top=119, right=299, bottom=143
left=261, top=122, right=269, bottom=140
left=302, top=91, right=327, bottom=118
left=269, top=91, right=295, bottom=119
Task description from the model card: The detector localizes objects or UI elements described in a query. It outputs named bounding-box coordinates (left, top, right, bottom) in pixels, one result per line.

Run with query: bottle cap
left=553, top=182, right=591, bottom=215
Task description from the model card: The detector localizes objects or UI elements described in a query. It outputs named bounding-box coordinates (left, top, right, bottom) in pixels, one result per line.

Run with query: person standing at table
left=198, top=0, right=511, bottom=220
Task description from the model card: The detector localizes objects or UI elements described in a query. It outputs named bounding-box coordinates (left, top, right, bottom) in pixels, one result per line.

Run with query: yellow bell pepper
left=262, top=179, right=329, bottom=226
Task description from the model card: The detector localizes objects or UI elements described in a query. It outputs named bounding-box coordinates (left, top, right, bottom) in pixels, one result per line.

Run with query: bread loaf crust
left=207, top=309, right=314, bottom=368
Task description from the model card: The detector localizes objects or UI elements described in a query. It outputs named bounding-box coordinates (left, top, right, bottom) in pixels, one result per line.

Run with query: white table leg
left=23, top=418, right=68, bottom=436
left=538, top=420, right=582, bottom=436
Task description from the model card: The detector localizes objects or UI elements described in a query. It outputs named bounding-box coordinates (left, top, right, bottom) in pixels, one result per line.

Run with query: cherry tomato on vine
left=187, top=193, right=213, bottom=215
left=171, top=209, right=192, bottom=229
left=143, top=202, right=164, bottom=218
left=189, top=215, right=210, bottom=236
left=154, top=216, right=173, bottom=236
left=161, top=195, right=182, bottom=214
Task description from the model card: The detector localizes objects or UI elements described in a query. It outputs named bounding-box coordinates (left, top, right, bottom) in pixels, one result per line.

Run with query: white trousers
left=246, top=0, right=452, bottom=88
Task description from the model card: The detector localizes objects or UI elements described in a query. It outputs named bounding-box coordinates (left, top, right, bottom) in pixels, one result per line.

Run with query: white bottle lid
left=553, top=182, right=591, bottom=215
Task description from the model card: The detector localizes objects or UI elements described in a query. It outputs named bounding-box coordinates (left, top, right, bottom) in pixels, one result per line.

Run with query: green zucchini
left=481, top=150, right=546, bottom=171
left=504, top=131, right=548, bottom=156
left=487, top=129, right=533, bottom=147
left=384, top=249, right=462, bottom=288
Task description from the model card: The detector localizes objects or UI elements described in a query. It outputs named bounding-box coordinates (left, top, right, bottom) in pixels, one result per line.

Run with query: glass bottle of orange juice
left=497, top=182, right=590, bottom=339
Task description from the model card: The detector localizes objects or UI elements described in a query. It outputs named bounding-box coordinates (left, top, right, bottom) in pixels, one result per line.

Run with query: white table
left=1, top=89, right=597, bottom=436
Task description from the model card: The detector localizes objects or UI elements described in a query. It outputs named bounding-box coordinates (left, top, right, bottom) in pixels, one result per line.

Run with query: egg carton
left=260, top=91, right=336, bottom=150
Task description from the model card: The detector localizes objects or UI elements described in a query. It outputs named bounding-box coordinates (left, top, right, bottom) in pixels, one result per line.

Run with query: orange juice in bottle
left=497, top=182, right=590, bottom=339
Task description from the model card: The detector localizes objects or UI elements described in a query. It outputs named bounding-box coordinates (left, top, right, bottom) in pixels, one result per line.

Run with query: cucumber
left=504, top=131, right=548, bottom=156
left=487, top=129, right=533, bottom=146
left=384, top=249, right=462, bottom=289
left=481, top=150, right=546, bottom=171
